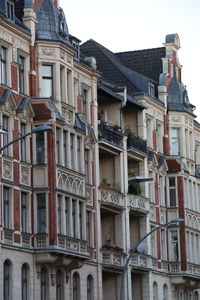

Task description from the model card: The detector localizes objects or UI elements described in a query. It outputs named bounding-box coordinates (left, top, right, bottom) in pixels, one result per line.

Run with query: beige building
left=1, top=0, right=200, bottom=300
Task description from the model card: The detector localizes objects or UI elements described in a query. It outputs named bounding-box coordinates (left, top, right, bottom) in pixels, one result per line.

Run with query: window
left=77, top=136, right=81, bottom=172
left=169, top=177, right=176, bottom=207
left=1, top=46, right=7, bottom=85
left=171, top=128, right=180, bottom=155
left=70, top=134, right=74, bottom=169
left=3, top=186, right=10, bottom=229
left=148, top=172, right=154, bottom=202
left=150, top=225, right=156, bottom=257
left=194, top=291, right=199, bottom=300
left=41, top=268, right=47, bottom=300
left=153, top=281, right=158, bottom=300
left=149, top=83, right=155, bottom=98
left=60, top=66, right=65, bottom=101
left=159, top=176, right=165, bottom=206
left=36, top=131, right=45, bottom=164
left=82, top=89, right=87, bottom=117
left=37, top=194, right=46, bottom=233
left=72, top=200, right=76, bottom=237
left=170, top=231, right=179, bottom=261
left=19, top=56, right=25, bottom=93
left=22, top=264, right=28, bottom=300
left=163, top=284, right=168, bottom=300
left=2, top=115, right=9, bottom=156
left=56, top=270, right=63, bottom=300
left=161, top=229, right=167, bottom=260
left=3, top=260, right=11, bottom=300
left=63, top=131, right=67, bottom=167
left=65, top=197, right=69, bottom=235
left=73, top=273, right=80, bottom=300
left=21, top=192, right=28, bottom=232
left=21, top=123, right=27, bottom=161
left=87, top=211, right=92, bottom=247
left=85, top=149, right=89, bottom=184
left=57, top=195, right=62, bottom=234
left=42, top=65, right=53, bottom=97
left=6, top=1, right=14, bottom=20
left=56, top=128, right=61, bottom=165
left=87, top=275, right=93, bottom=300
left=146, top=117, right=152, bottom=147
left=156, top=121, right=162, bottom=153
left=67, top=69, right=72, bottom=103
left=79, top=202, right=83, bottom=239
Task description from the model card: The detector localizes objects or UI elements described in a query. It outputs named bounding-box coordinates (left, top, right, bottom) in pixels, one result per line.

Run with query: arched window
left=22, top=264, right=29, bottom=300
left=3, top=260, right=11, bottom=300
left=73, top=272, right=80, bottom=300
left=87, top=275, right=93, bottom=300
left=56, top=270, right=63, bottom=300
left=163, top=284, right=168, bottom=300
left=41, top=268, right=48, bottom=300
left=153, top=281, right=158, bottom=300
left=194, top=291, right=199, bottom=300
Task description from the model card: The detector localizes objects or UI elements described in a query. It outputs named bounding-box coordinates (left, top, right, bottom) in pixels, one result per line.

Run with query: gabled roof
left=115, top=47, right=165, bottom=84
left=81, top=39, right=155, bottom=96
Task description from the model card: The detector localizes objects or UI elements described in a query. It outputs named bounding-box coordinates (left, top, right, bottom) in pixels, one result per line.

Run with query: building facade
left=0, top=0, right=200, bottom=300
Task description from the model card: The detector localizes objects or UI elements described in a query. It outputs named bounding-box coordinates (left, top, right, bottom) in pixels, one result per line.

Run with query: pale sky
left=60, top=0, right=200, bottom=120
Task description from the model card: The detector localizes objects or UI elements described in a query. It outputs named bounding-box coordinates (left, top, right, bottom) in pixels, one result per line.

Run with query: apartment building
left=1, top=0, right=200, bottom=300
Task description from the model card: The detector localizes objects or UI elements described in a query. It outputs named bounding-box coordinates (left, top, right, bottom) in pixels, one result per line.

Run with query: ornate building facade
left=0, top=0, right=200, bottom=300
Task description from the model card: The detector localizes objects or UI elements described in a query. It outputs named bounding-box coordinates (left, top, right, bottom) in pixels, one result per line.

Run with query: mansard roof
left=81, top=40, right=158, bottom=98
left=167, top=75, right=196, bottom=116
left=115, top=47, right=165, bottom=84
left=35, top=0, right=70, bottom=45
left=0, top=0, right=30, bottom=33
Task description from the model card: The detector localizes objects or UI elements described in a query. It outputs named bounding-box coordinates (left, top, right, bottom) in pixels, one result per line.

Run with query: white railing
left=130, top=253, right=149, bottom=268
left=128, top=195, right=149, bottom=213
left=101, top=249, right=124, bottom=266
left=99, top=188, right=124, bottom=207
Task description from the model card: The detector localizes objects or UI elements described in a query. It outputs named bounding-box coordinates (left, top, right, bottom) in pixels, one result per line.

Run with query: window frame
left=22, top=264, right=29, bottom=300
left=73, top=272, right=80, bottom=300
left=170, top=128, right=180, bottom=155
left=21, top=192, right=28, bottom=233
left=168, top=177, right=177, bottom=207
left=0, top=46, right=7, bottom=85
left=6, top=0, right=14, bottom=21
left=3, top=186, right=11, bottom=229
left=19, top=55, right=25, bottom=94
left=3, top=260, right=11, bottom=300
left=37, top=193, right=46, bottom=234
left=41, top=65, right=53, bottom=98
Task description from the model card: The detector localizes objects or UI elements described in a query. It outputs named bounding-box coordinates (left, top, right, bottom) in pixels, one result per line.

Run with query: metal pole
left=0, top=125, right=52, bottom=153
left=120, top=218, right=184, bottom=300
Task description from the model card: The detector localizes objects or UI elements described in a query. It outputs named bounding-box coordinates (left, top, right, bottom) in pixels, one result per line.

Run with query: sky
left=60, top=0, right=200, bottom=119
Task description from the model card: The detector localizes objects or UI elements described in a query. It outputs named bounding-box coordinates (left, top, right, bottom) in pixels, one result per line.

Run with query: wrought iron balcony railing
left=98, top=123, right=123, bottom=149
left=127, top=135, right=147, bottom=155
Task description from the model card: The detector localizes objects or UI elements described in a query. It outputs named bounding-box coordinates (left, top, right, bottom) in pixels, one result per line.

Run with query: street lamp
left=0, top=124, right=52, bottom=153
left=120, top=218, right=184, bottom=300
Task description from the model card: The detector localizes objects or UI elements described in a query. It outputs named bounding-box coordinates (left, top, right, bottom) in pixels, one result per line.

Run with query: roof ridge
left=115, top=46, right=165, bottom=55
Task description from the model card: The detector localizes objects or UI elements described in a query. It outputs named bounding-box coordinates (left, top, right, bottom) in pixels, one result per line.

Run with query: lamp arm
left=0, top=132, right=31, bottom=153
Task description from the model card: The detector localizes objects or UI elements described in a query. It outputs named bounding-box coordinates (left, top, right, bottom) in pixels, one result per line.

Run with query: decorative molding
left=57, top=170, right=84, bottom=196
left=2, top=159, right=13, bottom=180
left=21, top=165, right=30, bottom=186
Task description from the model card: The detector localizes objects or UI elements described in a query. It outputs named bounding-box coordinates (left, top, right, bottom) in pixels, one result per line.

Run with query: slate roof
left=167, top=75, right=196, bottom=116
left=115, top=47, right=165, bottom=84
left=81, top=39, right=157, bottom=98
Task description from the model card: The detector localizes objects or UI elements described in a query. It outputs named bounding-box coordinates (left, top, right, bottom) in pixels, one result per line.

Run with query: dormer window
left=6, top=1, right=14, bottom=21
left=149, top=83, right=155, bottom=98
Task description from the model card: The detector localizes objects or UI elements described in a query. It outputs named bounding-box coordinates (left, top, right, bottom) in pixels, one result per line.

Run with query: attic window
left=149, top=83, right=155, bottom=98
left=6, top=1, right=14, bottom=21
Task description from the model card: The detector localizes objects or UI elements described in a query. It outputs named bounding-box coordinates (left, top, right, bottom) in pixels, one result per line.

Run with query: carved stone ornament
left=57, top=171, right=84, bottom=196
left=21, top=166, right=30, bottom=186
left=41, top=47, right=55, bottom=57
left=60, top=50, right=65, bottom=60
left=171, top=115, right=180, bottom=122
left=3, top=160, right=13, bottom=180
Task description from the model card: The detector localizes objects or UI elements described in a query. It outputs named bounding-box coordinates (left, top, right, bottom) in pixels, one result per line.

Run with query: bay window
left=41, top=65, right=53, bottom=97
left=171, top=128, right=180, bottom=155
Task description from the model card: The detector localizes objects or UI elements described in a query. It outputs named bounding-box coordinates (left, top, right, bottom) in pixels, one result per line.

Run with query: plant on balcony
left=111, top=124, right=122, bottom=132
left=102, top=241, right=124, bottom=252
left=100, top=178, right=111, bottom=188
left=125, top=128, right=136, bottom=137
left=128, top=172, right=141, bottom=195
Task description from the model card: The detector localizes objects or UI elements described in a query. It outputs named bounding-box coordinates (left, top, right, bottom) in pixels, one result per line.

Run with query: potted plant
left=100, top=178, right=111, bottom=188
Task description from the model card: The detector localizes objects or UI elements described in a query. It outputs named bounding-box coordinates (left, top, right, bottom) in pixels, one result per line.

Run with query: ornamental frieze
left=21, top=166, right=30, bottom=186
left=2, top=159, right=13, bottom=180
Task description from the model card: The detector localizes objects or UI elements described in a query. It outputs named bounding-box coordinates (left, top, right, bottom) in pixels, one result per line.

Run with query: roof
left=115, top=47, right=165, bottom=84
left=167, top=75, right=196, bottom=116
left=81, top=39, right=156, bottom=97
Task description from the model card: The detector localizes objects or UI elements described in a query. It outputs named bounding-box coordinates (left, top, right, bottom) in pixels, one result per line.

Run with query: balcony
left=99, top=188, right=124, bottom=208
left=127, top=135, right=147, bottom=157
left=130, top=253, right=150, bottom=270
left=101, top=248, right=125, bottom=267
left=128, top=194, right=149, bottom=215
left=98, top=123, right=123, bottom=149
left=58, top=235, right=88, bottom=256
left=34, top=234, right=48, bottom=248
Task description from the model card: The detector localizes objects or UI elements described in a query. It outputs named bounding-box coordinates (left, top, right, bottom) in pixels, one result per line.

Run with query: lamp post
left=0, top=124, right=52, bottom=153
left=120, top=218, right=184, bottom=300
